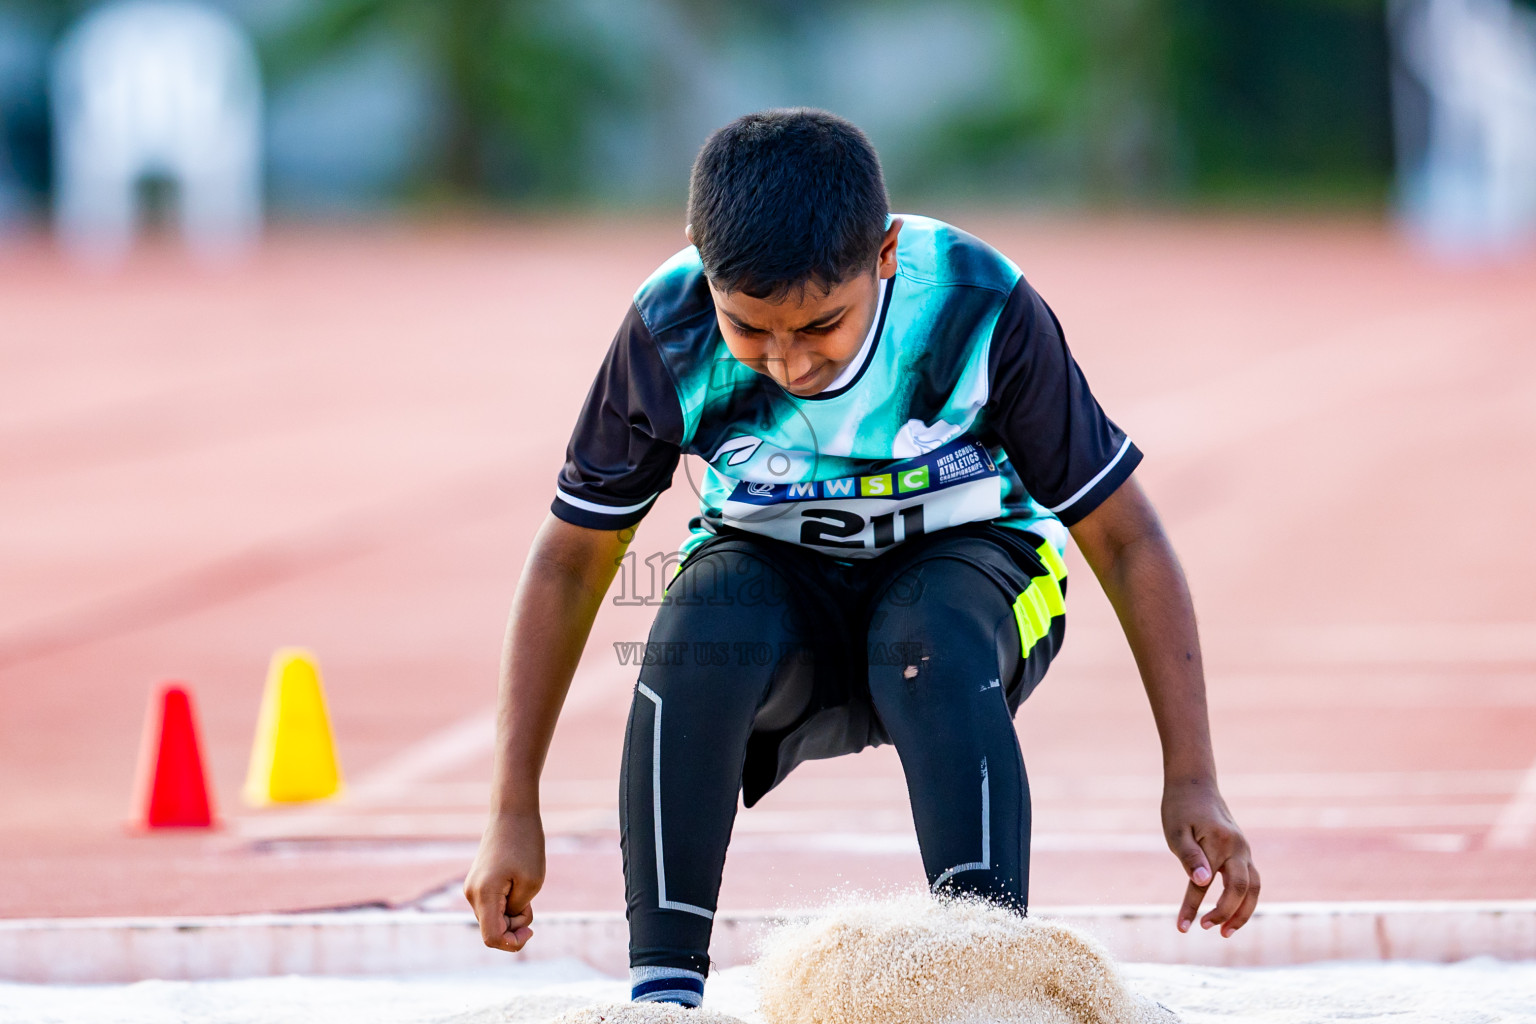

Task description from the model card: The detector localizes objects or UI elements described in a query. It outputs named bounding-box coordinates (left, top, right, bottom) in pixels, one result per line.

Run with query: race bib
left=719, top=438, right=1002, bottom=557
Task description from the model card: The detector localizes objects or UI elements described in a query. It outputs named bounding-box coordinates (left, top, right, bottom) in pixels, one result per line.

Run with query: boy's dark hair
left=688, top=108, right=889, bottom=299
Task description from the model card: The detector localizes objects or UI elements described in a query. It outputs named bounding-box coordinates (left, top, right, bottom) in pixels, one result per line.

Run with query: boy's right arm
left=464, top=513, right=631, bottom=952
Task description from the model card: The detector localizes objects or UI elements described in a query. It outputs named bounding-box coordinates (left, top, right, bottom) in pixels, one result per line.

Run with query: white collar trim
left=822, top=277, right=886, bottom=393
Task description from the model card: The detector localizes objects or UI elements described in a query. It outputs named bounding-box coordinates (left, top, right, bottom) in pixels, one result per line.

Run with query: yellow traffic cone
left=243, top=648, right=344, bottom=805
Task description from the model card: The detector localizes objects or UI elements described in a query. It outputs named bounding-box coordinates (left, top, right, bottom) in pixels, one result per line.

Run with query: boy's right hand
left=464, top=810, right=546, bottom=952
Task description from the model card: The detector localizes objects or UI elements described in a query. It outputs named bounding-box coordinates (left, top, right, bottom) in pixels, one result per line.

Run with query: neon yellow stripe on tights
left=1012, top=540, right=1067, bottom=658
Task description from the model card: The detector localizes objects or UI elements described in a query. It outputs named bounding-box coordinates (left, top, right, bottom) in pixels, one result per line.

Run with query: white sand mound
left=547, top=1002, right=750, bottom=1024
left=756, top=894, right=1176, bottom=1024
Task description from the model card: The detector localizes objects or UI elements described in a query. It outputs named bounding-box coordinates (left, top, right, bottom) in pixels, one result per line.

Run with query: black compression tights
left=619, top=546, right=1031, bottom=984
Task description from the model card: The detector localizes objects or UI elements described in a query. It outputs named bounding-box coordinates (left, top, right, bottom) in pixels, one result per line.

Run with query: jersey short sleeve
left=551, top=304, right=686, bottom=531
left=985, top=278, right=1142, bottom=527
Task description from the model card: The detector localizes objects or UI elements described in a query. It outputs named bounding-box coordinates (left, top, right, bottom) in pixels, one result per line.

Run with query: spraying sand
left=755, top=895, right=1174, bottom=1024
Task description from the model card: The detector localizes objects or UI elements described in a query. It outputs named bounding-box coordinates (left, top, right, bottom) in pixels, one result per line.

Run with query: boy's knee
left=866, top=559, right=1016, bottom=694
left=868, top=560, right=978, bottom=645
left=866, top=604, right=933, bottom=685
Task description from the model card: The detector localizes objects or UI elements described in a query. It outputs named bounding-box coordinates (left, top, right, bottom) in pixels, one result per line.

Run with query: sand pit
left=756, top=895, right=1173, bottom=1024
left=2, top=957, right=1536, bottom=1022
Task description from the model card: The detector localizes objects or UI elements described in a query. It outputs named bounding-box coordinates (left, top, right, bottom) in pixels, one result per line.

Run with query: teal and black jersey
left=550, top=215, right=1141, bottom=560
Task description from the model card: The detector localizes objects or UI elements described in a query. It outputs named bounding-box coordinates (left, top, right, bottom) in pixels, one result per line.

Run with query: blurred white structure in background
left=1389, top=0, right=1536, bottom=253
left=51, top=1, right=261, bottom=263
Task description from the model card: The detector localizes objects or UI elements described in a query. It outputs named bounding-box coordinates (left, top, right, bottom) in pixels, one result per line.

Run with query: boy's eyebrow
left=724, top=305, right=850, bottom=333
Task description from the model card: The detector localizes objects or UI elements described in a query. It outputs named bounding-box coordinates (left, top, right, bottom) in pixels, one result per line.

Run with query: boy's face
left=702, top=219, right=902, bottom=398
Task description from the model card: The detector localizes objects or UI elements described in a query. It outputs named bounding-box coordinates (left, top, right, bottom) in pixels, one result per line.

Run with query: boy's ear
left=685, top=223, right=695, bottom=246
left=878, top=218, right=903, bottom=279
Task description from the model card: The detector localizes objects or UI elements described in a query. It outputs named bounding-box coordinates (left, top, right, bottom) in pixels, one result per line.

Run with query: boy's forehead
left=708, top=273, right=871, bottom=326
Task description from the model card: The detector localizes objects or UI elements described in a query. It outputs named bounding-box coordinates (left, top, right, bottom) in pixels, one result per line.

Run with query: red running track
left=1, top=216, right=1533, bottom=923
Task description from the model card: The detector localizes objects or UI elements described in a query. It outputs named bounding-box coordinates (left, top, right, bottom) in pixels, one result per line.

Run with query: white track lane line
left=232, top=663, right=634, bottom=837
left=346, top=661, right=631, bottom=804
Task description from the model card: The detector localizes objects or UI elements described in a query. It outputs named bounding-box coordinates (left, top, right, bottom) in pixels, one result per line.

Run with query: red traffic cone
left=133, top=682, right=217, bottom=829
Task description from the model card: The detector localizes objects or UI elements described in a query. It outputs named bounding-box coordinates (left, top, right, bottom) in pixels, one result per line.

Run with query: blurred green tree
left=955, top=0, right=1178, bottom=197
left=1170, top=0, right=1394, bottom=201
left=262, top=0, right=630, bottom=199
left=916, top=0, right=1393, bottom=202
left=10, top=0, right=1403, bottom=204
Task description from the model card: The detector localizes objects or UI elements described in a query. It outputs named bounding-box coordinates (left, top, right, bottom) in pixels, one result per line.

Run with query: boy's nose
left=783, top=356, right=817, bottom=387
left=766, top=338, right=809, bottom=386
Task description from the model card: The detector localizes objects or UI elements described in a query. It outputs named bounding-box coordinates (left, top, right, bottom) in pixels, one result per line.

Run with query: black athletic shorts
left=668, top=520, right=1068, bottom=807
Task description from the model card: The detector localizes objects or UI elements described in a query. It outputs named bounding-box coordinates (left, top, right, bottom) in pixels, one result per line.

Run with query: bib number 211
left=799, top=505, right=926, bottom=550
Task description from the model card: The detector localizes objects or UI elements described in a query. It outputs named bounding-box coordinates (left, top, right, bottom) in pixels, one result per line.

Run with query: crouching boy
left=466, top=108, right=1258, bottom=1008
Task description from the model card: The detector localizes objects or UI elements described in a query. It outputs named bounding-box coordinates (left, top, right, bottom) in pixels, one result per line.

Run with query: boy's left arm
left=1068, top=474, right=1260, bottom=937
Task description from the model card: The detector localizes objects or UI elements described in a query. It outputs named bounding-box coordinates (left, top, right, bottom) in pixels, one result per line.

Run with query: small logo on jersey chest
left=711, top=435, right=763, bottom=467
